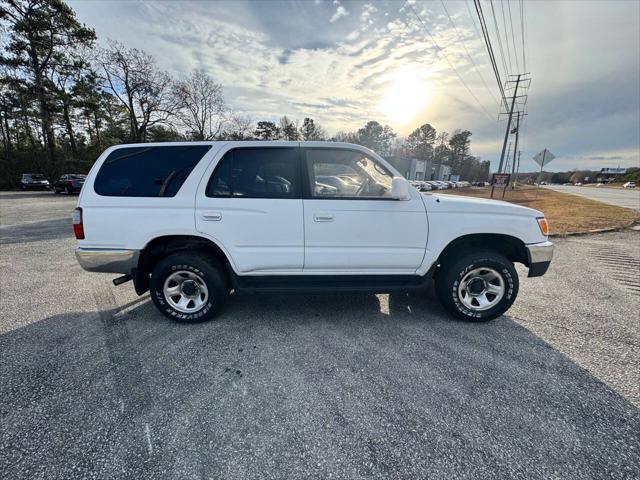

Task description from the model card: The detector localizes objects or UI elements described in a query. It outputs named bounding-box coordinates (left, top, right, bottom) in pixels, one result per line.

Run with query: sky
left=68, top=0, right=640, bottom=172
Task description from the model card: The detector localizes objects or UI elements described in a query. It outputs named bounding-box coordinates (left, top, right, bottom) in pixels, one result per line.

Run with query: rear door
left=302, top=147, right=428, bottom=273
left=195, top=145, right=304, bottom=274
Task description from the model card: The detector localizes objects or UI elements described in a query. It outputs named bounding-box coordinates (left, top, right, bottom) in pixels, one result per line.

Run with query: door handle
left=314, top=213, right=334, bottom=222
left=202, top=212, right=222, bottom=221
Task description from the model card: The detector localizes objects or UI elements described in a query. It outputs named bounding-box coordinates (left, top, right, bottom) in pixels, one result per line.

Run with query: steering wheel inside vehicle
left=355, top=177, right=371, bottom=197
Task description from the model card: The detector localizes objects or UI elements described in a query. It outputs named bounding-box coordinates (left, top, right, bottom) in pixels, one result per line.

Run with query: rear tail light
left=72, top=207, right=85, bottom=239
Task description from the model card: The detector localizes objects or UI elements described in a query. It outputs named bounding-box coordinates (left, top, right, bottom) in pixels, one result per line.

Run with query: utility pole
left=514, top=150, right=522, bottom=185
left=504, top=141, right=512, bottom=174
left=497, top=74, right=521, bottom=173
left=509, top=112, right=521, bottom=188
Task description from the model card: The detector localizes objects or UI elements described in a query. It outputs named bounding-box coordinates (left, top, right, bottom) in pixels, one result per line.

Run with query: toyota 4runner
left=74, top=141, right=553, bottom=322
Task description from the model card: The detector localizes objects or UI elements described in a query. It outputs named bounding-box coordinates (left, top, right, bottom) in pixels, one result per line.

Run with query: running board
left=229, top=273, right=429, bottom=295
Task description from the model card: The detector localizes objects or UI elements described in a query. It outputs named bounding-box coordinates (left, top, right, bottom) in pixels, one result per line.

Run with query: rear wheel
left=150, top=253, right=229, bottom=323
left=435, top=250, right=519, bottom=322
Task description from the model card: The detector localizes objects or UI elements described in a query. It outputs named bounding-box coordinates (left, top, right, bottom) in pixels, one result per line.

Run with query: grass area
left=438, top=186, right=639, bottom=235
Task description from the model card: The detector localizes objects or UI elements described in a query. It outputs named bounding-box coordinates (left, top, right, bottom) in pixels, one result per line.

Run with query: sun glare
left=377, top=68, right=431, bottom=128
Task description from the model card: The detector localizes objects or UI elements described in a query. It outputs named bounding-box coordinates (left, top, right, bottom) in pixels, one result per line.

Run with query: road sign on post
left=533, top=149, right=556, bottom=198
left=490, top=173, right=511, bottom=198
left=533, top=149, right=555, bottom=168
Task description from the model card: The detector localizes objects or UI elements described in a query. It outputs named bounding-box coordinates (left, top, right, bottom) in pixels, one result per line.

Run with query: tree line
left=0, top=0, right=489, bottom=189
left=517, top=167, right=640, bottom=185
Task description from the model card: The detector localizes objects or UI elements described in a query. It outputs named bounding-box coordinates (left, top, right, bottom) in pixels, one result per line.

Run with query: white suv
left=74, top=141, right=553, bottom=323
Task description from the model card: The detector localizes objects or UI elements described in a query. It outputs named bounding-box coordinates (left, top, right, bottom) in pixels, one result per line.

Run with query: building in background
left=433, top=164, right=451, bottom=181
left=597, top=167, right=627, bottom=183
left=388, top=158, right=432, bottom=181
left=408, top=159, right=430, bottom=181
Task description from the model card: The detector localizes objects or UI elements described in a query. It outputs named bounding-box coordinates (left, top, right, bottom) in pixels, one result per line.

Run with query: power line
left=520, top=0, right=527, bottom=72
left=465, top=0, right=487, bottom=48
left=507, top=0, right=520, bottom=73
left=406, top=2, right=497, bottom=121
left=499, top=0, right=516, bottom=75
left=439, top=0, right=501, bottom=107
left=472, top=0, right=508, bottom=109
left=488, top=0, right=511, bottom=79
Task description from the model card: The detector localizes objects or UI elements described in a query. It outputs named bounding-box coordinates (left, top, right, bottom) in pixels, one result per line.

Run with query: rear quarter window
left=94, top=145, right=211, bottom=197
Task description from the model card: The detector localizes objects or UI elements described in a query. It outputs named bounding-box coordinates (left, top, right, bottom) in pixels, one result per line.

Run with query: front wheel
left=435, top=250, right=519, bottom=322
left=150, top=253, right=229, bottom=323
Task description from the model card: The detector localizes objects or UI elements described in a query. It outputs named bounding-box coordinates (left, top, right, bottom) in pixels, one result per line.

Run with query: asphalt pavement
left=1, top=191, right=639, bottom=479
left=545, top=185, right=640, bottom=211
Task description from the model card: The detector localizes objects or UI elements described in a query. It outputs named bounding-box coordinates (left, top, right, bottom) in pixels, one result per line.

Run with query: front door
left=196, top=145, right=304, bottom=274
left=302, top=147, right=428, bottom=273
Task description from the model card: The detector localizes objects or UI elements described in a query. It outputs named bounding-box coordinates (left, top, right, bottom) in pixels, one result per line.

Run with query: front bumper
left=526, top=240, right=554, bottom=277
left=75, top=248, right=139, bottom=274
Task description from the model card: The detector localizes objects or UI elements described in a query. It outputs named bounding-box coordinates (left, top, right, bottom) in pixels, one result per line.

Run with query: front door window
left=305, top=149, right=393, bottom=199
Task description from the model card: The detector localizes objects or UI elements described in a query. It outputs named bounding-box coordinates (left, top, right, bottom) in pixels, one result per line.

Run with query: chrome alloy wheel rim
left=163, top=270, right=209, bottom=313
left=457, top=267, right=505, bottom=311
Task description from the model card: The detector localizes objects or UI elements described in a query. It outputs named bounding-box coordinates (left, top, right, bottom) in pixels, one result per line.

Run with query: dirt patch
left=437, top=186, right=639, bottom=235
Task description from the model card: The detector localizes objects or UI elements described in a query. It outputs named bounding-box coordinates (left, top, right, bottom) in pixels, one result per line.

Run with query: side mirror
left=391, top=176, right=410, bottom=200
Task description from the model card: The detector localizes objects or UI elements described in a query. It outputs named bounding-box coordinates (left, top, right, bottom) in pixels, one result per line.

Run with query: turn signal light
left=537, top=217, right=549, bottom=236
left=72, top=207, right=85, bottom=239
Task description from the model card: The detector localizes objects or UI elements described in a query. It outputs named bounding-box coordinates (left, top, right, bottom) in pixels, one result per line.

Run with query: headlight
left=537, top=217, right=549, bottom=236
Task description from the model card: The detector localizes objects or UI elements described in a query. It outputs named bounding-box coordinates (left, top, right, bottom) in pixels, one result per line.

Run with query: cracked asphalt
left=1, top=191, right=639, bottom=479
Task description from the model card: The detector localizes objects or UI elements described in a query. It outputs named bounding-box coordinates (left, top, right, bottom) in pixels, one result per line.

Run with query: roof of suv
left=105, top=140, right=374, bottom=150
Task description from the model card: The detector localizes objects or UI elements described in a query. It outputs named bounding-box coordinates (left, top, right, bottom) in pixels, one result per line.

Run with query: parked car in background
left=410, top=181, right=433, bottom=192
left=53, top=174, right=87, bottom=194
left=74, top=141, right=553, bottom=323
left=623, top=182, right=636, bottom=188
left=20, top=173, right=50, bottom=191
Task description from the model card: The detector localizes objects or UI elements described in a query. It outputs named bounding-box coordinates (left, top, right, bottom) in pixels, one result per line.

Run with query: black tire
left=149, top=253, right=229, bottom=323
left=435, top=250, right=519, bottom=322
left=65, top=186, right=71, bottom=195
left=54, top=187, right=60, bottom=194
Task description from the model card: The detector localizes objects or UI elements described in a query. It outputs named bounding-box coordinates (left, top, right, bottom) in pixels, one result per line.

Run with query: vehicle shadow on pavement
left=0, top=192, right=57, bottom=200
left=0, top=218, right=71, bottom=245
left=1, top=290, right=639, bottom=480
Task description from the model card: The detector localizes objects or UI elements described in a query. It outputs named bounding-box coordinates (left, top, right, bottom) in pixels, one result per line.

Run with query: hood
left=423, top=192, right=543, bottom=218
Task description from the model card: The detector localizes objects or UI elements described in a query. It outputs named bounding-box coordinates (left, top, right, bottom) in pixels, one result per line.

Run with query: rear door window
left=206, top=148, right=300, bottom=198
left=94, top=145, right=211, bottom=197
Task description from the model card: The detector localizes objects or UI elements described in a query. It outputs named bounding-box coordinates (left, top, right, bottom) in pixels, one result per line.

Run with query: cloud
left=346, top=30, right=360, bottom=41
left=360, top=4, right=378, bottom=23
left=68, top=0, right=639, bottom=171
left=330, top=5, right=349, bottom=23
